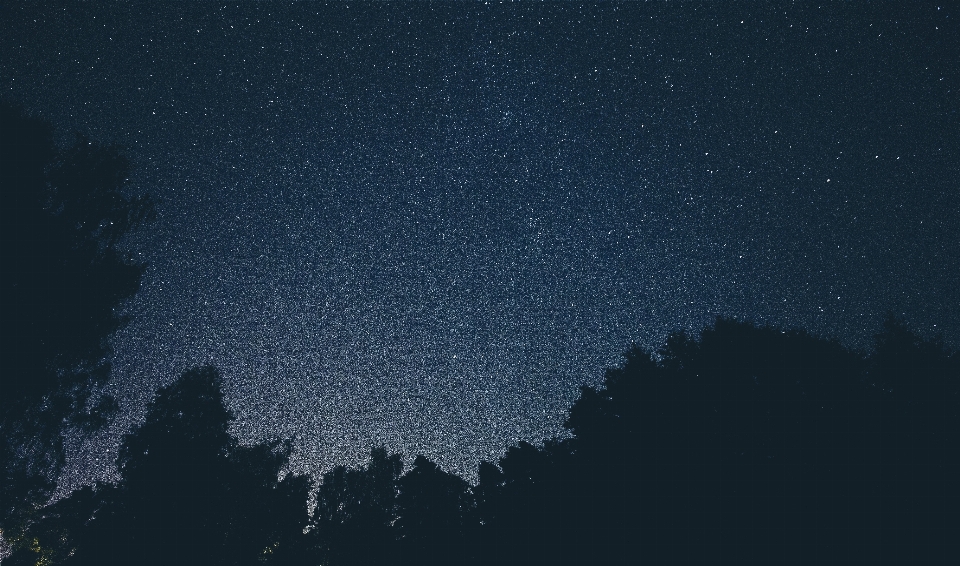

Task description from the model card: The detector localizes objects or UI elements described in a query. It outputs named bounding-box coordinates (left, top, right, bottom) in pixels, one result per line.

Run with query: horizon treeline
left=5, top=316, right=959, bottom=564
left=2, top=100, right=958, bottom=564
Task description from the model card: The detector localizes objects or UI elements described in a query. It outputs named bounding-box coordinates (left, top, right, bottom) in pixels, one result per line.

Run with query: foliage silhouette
left=475, top=440, right=570, bottom=566
left=506, top=316, right=958, bottom=564
left=1, top=100, right=153, bottom=551
left=310, top=447, right=403, bottom=566
left=6, top=316, right=958, bottom=564
left=395, top=455, right=477, bottom=566
left=8, top=366, right=311, bottom=565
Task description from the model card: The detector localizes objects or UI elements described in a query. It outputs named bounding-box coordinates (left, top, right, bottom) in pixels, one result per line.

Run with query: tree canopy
left=1, top=100, right=153, bottom=546
left=7, top=366, right=311, bottom=566
left=4, top=241, right=957, bottom=566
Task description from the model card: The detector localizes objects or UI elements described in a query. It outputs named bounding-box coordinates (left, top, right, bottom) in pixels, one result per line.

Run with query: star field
left=2, top=2, right=957, bottom=489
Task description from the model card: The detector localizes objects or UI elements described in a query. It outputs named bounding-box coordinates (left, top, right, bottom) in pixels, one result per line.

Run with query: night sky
left=2, top=1, right=958, bottom=489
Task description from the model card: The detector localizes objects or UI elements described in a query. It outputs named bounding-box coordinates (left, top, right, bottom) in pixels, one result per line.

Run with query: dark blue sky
left=3, top=1, right=957, bottom=486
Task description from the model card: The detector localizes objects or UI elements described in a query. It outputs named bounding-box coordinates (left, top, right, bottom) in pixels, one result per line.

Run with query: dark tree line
left=1, top=100, right=153, bottom=553
left=9, top=319, right=957, bottom=565
left=3, top=102, right=958, bottom=564
left=3, top=366, right=311, bottom=565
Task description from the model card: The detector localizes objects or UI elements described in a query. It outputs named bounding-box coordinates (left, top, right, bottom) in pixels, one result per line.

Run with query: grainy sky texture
left=2, top=1, right=958, bottom=487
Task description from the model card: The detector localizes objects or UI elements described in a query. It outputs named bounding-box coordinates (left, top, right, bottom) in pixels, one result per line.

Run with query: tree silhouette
left=5, top=307, right=957, bottom=564
left=395, top=455, right=477, bottom=566
left=9, top=366, right=311, bottom=565
left=475, top=441, right=569, bottom=566
left=310, top=447, right=403, bottom=566
left=0, top=483, right=113, bottom=566
left=221, top=442, right=313, bottom=565
left=471, top=317, right=958, bottom=564
left=103, top=366, right=236, bottom=563
left=560, top=317, right=958, bottom=564
left=1, top=100, right=153, bottom=552
left=866, top=315, right=960, bottom=564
